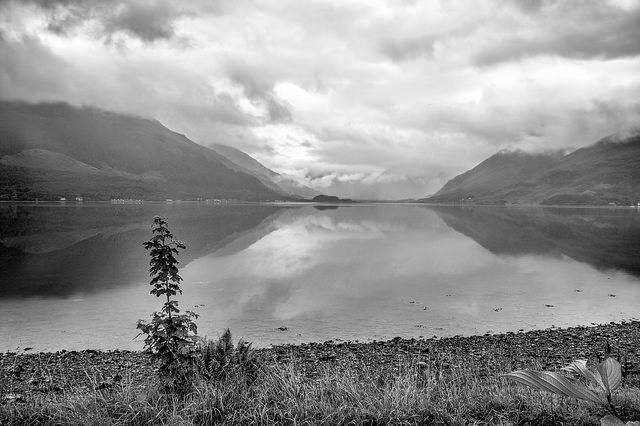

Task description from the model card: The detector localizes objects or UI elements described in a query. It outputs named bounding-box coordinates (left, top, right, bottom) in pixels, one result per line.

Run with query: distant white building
left=75, top=196, right=83, bottom=202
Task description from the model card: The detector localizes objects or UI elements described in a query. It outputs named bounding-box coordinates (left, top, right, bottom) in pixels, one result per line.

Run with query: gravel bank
left=2, top=321, right=639, bottom=397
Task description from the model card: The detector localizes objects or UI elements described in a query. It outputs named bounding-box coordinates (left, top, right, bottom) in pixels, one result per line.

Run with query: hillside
left=0, top=101, right=283, bottom=201
left=210, top=143, right=319, bottom=199
left=424, top=129, right=640, bottom=205
left=427, top=150, right=564, bottom=203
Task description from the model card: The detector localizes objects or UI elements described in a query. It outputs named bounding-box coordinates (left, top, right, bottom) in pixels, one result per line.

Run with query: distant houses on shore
left=109, top=198, right=234, bottom=204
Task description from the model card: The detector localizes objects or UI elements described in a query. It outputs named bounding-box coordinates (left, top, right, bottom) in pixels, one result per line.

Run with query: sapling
left=137, top=216, right=199, bottom=390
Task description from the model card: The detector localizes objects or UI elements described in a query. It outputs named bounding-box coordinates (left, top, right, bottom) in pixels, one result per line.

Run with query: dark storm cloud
left=0, top=28, right=258, bottom=149
left=228, top=65, right=274, bottom=100
left=265, top=98, right=292, bottom=123
left=475, top=2, right=640, bottom=66
left=378, top=1, right=640, bottom=65
left=229, top=64, right=292, bottom=123
left=6, top=0, right=191, bottom=42
left=102, top=1, right=182, bottom=42
left=0, top=32, right=73, bottom=100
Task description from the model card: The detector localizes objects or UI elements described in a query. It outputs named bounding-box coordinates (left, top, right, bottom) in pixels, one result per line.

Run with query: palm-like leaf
left=504, top=370, right=607, bottom=404
left=562, top=357, right=622, bottom=396
left=563, top=359, right=606, bottom=390
left=598, top=358, right=622, bottom=393
left=600, top=414, right=640, bottom=425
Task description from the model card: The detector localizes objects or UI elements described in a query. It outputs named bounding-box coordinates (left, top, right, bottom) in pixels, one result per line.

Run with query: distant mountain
left=210, top=143, right=319, bottom=199
left=424, top=129, right=640, bottom=205
left=0, top=101, right=283, bottom=201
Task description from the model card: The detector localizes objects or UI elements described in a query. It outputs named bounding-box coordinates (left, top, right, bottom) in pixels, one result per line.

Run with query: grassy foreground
left=2, top=322, right=640, bottom=425
left=3, top=358, right=640, bottom=425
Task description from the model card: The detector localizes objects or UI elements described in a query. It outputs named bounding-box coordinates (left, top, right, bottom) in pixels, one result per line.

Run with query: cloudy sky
left=1, top=0, right=639, bottom=199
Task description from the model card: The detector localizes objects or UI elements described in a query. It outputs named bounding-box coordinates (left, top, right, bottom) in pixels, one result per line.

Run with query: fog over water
left=1, top=203, right=640, bottom=351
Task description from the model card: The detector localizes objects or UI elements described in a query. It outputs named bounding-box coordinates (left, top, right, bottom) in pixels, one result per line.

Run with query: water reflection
left=0, top=203, right=286, bottom=296
left=177, top=206, right=640, bottom=347
left=1, top=204, right=639, bottom=351
left=429, top=206, right=640, bottom=277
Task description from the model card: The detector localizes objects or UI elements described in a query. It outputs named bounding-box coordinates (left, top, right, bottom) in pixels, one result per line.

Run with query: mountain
left=427, top=150, right=565, bottom=203
left=0, top=101, right=283, bottom=201
left=533, top=130, right=640, bottom=205
left=210, top=143, right=319, bottom=199
left=424, top=129, right=640, bottom=205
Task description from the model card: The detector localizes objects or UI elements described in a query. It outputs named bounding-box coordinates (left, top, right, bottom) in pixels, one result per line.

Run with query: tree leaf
left=503, top=370, right=606, bottom=404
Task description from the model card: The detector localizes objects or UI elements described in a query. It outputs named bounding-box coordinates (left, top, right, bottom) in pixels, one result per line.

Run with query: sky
left=1, top=0, right=640, bottom=199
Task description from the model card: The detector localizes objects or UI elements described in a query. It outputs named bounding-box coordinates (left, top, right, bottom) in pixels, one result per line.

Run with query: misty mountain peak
left=596, top=127, right=640, bottom=146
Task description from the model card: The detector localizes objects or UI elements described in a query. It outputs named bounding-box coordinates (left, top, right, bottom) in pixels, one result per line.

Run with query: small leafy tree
left=137, top=216, right=199, bottom=389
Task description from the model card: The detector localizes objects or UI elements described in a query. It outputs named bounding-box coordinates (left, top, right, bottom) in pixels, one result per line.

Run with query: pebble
left=2, top=321, right=640, bottom=398
left=3, top=393, right=25, bottom=403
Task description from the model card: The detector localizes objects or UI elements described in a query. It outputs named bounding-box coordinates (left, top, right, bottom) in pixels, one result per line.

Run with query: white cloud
left=1, top=0, right=640, bottom=199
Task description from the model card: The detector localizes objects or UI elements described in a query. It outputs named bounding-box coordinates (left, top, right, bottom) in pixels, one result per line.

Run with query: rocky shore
left=3, top=321, right=640, bottom=397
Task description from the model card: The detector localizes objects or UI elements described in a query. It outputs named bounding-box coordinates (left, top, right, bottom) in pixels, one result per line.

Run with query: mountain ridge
left=209, top=143, right=320, bottom=199
left=423, top=130, right=640, bottom=205
left=0, top=101, right=302, bottom=201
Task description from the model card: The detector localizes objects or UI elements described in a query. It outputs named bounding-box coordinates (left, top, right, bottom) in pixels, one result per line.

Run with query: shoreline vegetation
left=2, top=321, right=640, bottom=424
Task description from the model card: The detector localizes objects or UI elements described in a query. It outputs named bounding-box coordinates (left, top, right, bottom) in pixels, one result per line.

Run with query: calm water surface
left=1, top=203, right=640, bottom=351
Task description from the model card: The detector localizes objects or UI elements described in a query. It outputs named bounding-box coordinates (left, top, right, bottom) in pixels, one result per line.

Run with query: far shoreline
left=2, top=199, right=640, bottom=210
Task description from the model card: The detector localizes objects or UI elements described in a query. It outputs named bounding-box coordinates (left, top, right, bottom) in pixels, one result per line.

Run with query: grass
left=3, top=355, right=640, bottom=425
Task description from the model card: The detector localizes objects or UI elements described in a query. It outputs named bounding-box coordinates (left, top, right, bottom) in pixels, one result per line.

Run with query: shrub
left=197, top=328, right=260, bottom=384
left=136, top=216, right=199, bottom=391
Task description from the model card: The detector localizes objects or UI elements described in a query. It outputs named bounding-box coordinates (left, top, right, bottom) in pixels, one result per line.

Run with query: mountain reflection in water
left=0, top=203, right=286, bottom=296
left=1, top=203, right=639, bottom=351
left=429, top=206, right=640, bottom=277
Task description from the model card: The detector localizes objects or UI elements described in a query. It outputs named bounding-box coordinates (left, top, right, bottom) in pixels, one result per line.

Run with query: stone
left=3, top=393, right=25, bottom=403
